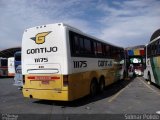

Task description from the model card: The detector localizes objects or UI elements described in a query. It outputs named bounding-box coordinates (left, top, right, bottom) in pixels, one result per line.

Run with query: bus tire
left=98, top=77, right=105, bottom=93
left=90, top=79, right=98, bottom=97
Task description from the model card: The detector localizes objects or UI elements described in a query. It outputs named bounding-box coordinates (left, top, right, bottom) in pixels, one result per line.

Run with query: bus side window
left=84, top=38, right=92, bottom=55
left=94, top=42, right=97, bottom=55
left=105, top=45, right=110, bottom=58
left=157, top=40, right=160, bottom=54
left=74, top=36, right=80, bottom=54
left=112, top=47, right=117, bottom=59
left=110, top=46, right=113, bottom=58
left=151, top=44, right=154, bottom=56
left=152, top=42, right=157, bottom=56
left=147, top=45, right=151, bottom=57
left=69, top=31, right=80, bottom=56
left=154, top=41, right=158, bottom=55
left=97, top=42, right=103, bottom=56
left=79, top=37, right=84, bottom=54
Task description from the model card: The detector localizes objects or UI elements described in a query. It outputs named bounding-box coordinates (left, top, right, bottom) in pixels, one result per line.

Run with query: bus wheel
left=148, top=73, right=151, bottom=85
left=99, top=79, right=105, bottom=93
left=90, top=79, right=98, bottom=97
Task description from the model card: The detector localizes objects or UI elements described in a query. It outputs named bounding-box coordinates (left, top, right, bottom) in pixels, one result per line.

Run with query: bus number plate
left=41, top=80, right=49, bottom=84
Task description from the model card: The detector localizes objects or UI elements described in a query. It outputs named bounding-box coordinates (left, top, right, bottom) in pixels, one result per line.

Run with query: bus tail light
left=27, top=76, right=36, bottom=79
left=63, top=75, right=69, bottom=87
left=51, top=76, right=60, bottom=80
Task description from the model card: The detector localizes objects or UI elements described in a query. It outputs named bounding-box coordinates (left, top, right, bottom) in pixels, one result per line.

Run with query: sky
left=0, top=0, right=160, bottom=50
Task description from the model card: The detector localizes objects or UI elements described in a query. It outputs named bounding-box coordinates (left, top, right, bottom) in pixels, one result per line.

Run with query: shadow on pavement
left=0, top=76, right=14, bottom=79
left=34, top=78, right=134, bottom=107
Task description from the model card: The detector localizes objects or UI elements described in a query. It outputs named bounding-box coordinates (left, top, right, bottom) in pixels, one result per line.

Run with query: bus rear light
left=27, top=76, right=35, bottom=79
left=27, top=76, right=60, bottom=81
left=63, top=75, right=69, bottom=86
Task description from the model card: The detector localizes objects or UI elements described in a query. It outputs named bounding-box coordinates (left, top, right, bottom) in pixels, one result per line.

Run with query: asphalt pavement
left=0, top=77, right=160, bottom=120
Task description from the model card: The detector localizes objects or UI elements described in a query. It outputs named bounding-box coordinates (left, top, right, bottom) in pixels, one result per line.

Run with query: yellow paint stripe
left=108, top=85, right=128, bottom=103
left=138, top=77, right=160, bottom=96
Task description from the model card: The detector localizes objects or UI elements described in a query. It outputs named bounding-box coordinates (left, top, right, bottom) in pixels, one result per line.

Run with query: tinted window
left=69, top=30, right=123, bottom=58
left=94, top=42, right=97, bottom=55
left=151, top=42, right=157, bottom=56
left=79, top=37, right=84, bottom=53
left=97, top=42, right=102, bottom=54
left=84, top=39, right=92, bottom=54
left=74, top=36, right=80, bottom=54
left=157, top=40, right=160, bottom=54
left=147, top=45, right=151, bottom=57
left=1, top=59, right=7, bottom=66
left=15, top=53, right=21, bottom=61
left=105, top=45, right=110, bottom=57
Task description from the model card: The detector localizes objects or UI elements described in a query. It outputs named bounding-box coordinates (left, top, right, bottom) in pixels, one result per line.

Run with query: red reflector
left=28, top=76, right=60, bottom=81
left=36, top=76, right=51, bottom=80
left=28, top=76, right=35, bottom=79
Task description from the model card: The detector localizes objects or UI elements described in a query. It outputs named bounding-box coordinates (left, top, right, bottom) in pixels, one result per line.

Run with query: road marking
left=137, top=77, right=160, bottom=96
left=108, top=84, right=128, bottom=103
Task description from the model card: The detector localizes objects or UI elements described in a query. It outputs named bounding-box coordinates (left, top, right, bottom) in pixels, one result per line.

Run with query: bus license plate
left=41, top=80, right=49, bottom=84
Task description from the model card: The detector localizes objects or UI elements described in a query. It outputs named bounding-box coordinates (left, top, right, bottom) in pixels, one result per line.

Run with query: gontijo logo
left=27, top=31, right=57, bottom=54
left=30, top=31, right=51, bottom=44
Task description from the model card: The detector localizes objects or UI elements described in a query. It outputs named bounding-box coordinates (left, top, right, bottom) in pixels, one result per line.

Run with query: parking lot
left=0, top=77, right=160, bottom=119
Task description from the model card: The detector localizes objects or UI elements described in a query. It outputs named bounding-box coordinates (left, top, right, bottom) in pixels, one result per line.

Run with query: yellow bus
left=22, top=23, right=125, bottom=101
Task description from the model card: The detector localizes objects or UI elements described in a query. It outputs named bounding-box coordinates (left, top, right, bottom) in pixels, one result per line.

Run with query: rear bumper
left=23, top=88, right=71, bottom=101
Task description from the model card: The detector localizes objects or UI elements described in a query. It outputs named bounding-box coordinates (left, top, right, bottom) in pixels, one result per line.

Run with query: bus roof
left=24, top=23, right=124, bottom=49
left=148, top=29, right=160, bottom=44
left=150, top=29, right=160, bottom=41
left=149, top=36, right=160, bottom=44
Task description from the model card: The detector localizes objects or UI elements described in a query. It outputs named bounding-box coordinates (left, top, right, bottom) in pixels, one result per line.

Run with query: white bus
left=22, top=23, right=125, bottom=101
left=13, top=51, right=23, bottom=87
left=0, top=58, right=8, bottom=77
left=8, top=57, right=15, bottom=76
left=144, top=29, right=160, bottom=86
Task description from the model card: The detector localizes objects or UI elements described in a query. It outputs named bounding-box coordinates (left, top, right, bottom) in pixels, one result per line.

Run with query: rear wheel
left=90, top=79, right=98, bottom=97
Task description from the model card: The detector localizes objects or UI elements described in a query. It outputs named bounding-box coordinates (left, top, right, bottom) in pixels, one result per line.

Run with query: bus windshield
left=15, top=52, right=21, bottom=61
left=1, top=59, right=8, bottom=66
